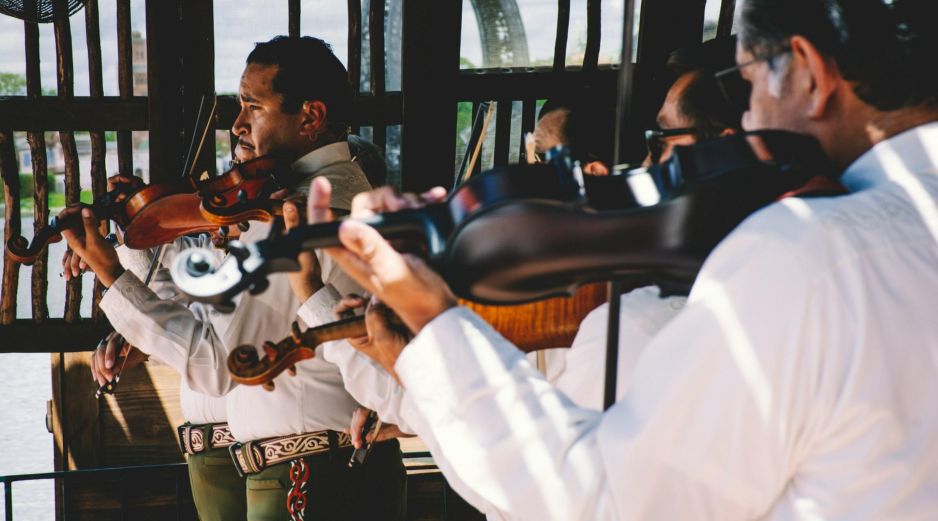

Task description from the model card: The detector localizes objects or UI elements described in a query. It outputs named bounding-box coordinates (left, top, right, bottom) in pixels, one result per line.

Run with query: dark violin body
left=171, top=130, right=843, bottom=306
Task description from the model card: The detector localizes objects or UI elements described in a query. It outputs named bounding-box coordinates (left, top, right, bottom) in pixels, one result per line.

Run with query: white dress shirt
left=100, top=142, right=371, bottom=441
left=394, top=122, right=938, bottom=520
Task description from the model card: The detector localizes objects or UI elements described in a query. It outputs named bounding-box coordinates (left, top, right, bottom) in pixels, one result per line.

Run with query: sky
left=0, top=0, right=724, bottom=97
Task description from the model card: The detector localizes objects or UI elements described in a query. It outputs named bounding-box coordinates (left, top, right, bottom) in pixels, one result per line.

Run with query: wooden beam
left=181, top=0, right=216, bottom=179
left=553, top=0, right=571, bottom=71
left=289, top=0, right=300, bottom=37
left=717, top=0, right=736, bottom=38
left=493, top=98, right=512, bottom=166
left=215, top=92, right=402, bottom=130
left=146, top=0, right=185, bottom=183
left=0, top=131, right=21, bottom=325
left=401, top=0, right=462, bottom=191
left=85, top=0, right=108, bottom=320
left=0, top=320, right=114, bottom=353
left=54, top=3, right=83, bottom=323
left=583, top=0, right=601, bottom=70
left=454, top=68, right=618, bottom=101
left=116, top=0, right=133, bottom=176
left=24, top=19, right=50, bottom=322
left=0, top=97, right=148, bottom=131
left=347, top=0, right=362, bottom=98
left=369, top=0, right=386, bottom=156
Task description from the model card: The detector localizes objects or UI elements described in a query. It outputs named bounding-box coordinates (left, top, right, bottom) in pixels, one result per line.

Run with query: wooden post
left=401, top=0, right=462, bottom=192
left=85, top=0, right=108, bottom=320
left=116, top=0, right=133, bottom=176
left=180, top=0, right=216, bottom=179
left=369, top=0, right=386, bottom=156
left=24, top=18, right=50, bottom=322
left=717, top=0, right=737, bottom=38
left=493, top=98, right=512, bottom=166
left=583, top=0, right=601, bottom=70
left=348, top=0, right=363, bottom=134
left=554, top=0, right=571, bottom=71
left=54, top=2, right=83, bottom=324
left=146, top=0, right=185, bottom=183
left=0, top=131, right=20, bottom=325
left=289, top=0, right=300, bottom=37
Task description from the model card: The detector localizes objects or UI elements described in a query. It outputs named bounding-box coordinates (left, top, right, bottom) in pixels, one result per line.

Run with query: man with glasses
left=643, top=36, right=745, bottom=165
left=309, top=0, right=938, bottom=519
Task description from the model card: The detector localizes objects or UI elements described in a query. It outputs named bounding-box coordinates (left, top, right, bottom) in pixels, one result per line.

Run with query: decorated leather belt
left=177, top=422, right=237, bottom=455
left=228, top=430, right=352, bottom=476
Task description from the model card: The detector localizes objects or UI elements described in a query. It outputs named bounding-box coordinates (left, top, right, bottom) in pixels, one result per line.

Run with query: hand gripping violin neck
left=6, top=95, right=220, bottom=265
left=171, top=131, right=844, bottom=307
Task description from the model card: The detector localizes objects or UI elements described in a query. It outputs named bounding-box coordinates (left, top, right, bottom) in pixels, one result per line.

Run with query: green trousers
left=246, top=439, right=407, bottom=521
left=187, top=447, right=248, bottom=521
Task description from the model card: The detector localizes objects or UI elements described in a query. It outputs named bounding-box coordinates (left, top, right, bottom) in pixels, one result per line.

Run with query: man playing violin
left=305, top=0, right=938, bottom=519
left=59, top=36, right=405, bottom=521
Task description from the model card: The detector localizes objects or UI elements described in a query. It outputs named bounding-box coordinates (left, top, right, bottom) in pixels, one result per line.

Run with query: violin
left=170, top=130, right=843, bottom=307
left=6, top=95, right=221, bottom=265
left=196, top=155, right=299, bottom=225
left=226, top=286, right=605, bottom=389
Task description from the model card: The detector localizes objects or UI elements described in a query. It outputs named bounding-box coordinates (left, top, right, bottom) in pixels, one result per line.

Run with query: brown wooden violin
left=196, top=155, right=299, bottom=226
left=227, top=284, right=607, bottom=389
left=171, top=130, right=844, bottom=307
left=6, top=95, right=221, bottom=265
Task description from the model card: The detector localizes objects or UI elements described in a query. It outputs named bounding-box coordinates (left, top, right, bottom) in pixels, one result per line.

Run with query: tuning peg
left=288, top=365, right=297, bottom=376
left=262, top=381, right=275, bottom=392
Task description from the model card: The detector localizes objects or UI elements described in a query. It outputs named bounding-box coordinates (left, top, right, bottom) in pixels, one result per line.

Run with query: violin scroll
left=227, top=316, right=367, bottom=390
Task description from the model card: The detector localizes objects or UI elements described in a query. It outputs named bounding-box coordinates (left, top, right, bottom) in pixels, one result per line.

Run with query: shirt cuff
left=296, top=284, right=342, bottom=328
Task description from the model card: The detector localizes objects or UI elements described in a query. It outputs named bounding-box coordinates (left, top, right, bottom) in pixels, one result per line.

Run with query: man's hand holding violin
left=306, top=177, right=455, bottom=378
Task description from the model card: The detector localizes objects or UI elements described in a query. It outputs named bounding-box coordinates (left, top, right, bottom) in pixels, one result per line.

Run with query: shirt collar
left=290, top=141, right=351, bottom=174
left=840, top=121, right=938, bottom=192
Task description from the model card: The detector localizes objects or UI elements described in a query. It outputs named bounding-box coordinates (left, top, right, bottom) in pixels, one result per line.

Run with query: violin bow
left=454, top=100, right=495, bottom=188
left=95, top=93, right=219, bottom=398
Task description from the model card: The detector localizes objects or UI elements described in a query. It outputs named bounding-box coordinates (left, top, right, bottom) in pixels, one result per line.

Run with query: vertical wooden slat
left=583, top=0, right=601, bottom=70
left=717, top=0, right=737, bottom=38
left=181, top=0, right=216, bottom=179
left=400, top=0, right=461, bottom=192
left=369, top=0, right=387, bottom=156
left=85, top=0, right=108, bottom=320
left=553, top=0, right=570, bottom=71
left=519, top=97, right=537, bottom=162
left=288, top=0, right=300, bottom=37
left=116, top=0, right=133, bottom=176
left=347, top=0, right=362, bottom=94
left=470, top=100, right=483, bottom=177
left=54, top=0, right=83, bottom=323
left=493, top=98, right=512, bottom=166
left=0, top=131, right=21, bottom=325
left=348, top=0, right=363, bottom=134
left=24, top=19, right=50, bottom=322
left=146, top=0, right=186, bottom=182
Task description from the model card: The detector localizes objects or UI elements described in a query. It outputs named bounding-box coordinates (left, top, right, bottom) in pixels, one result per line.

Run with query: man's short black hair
left=247, top=36, right=353, bottom=129
left=739, top=0, right=938, bottom=111
left=664, top=36, right=744, bottom=140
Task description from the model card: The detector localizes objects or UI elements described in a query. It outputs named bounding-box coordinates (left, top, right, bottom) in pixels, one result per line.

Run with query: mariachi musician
left=305, top=1, right=938, bottom=520
left=59, top=36, right=405, bottom=521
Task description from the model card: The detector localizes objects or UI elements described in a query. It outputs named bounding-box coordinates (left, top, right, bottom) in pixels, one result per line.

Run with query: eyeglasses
left=644, top=127, right=696, bottom=164
left=713, top=49, right=791, bottom=112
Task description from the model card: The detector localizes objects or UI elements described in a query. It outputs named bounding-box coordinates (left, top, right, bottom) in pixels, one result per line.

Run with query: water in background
left=1, top=216, right=95, bottom=521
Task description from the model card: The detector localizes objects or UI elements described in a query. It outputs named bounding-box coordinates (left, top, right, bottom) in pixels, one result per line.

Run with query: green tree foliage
left=0, top=72, right=27, bottom=96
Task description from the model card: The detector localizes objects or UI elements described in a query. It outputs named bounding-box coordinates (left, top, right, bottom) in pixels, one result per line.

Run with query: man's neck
left=821, top=104, right=938, bottom=170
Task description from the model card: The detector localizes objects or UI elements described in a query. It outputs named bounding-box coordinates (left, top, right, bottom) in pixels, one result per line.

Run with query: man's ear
left=300, top=100, right=329, bottom=141
left=789, top=35, right=838, bottom=120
